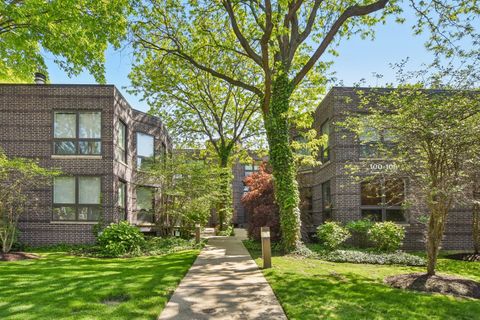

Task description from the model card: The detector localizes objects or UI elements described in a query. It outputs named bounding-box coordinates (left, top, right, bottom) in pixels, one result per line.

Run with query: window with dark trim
left=243, top=162, right=261, bottom=193
left=118, top=180, right=127, bottom=219
left=116, top=120, right=127, bottom=163
left=360, top=178, right=406, bottom=222
left=320, top=120, right=330, bottom=163
left=136, top=132, right=155, bottom=169
left=322, top=180, right=332, bottom=220
left=53, top=176, right=102, bottom=221
left=136, top=186, right=155, bottom=224
left=53, top=112, right=101, bottom=155
left=359, top=125, right=396, bottom=158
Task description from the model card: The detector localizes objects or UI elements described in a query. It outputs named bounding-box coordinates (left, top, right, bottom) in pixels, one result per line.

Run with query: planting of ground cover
left=246, top=247, right=480, bottom=320
left=0, top=250, right=199, bottom=320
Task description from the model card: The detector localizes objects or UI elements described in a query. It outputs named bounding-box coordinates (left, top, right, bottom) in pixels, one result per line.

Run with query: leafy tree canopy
left=0, top=0, right=131, bottom=83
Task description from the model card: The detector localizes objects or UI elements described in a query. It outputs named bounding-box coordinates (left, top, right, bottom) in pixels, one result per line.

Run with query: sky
left=45, top=12, right=433, bottom=113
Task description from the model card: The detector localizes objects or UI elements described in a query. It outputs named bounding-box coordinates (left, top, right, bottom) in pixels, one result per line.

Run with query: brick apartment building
left=299, top=87, right=474, bottom=250
left=1, top=83, right=474, bottom=250
left=0, top=82, right=172, bottom=246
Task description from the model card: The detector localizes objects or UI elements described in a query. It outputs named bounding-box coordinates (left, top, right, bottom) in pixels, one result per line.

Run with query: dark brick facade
left=232, top=155, right=267, bottom=227
left=0, top=84, right=171, bottom=246
left=303, top=87, right=474, bottom=250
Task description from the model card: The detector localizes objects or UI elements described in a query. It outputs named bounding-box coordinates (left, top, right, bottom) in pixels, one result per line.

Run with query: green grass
left=247, top=248, right=480, bottom=320
left=0, top=250, right=199, bottom=320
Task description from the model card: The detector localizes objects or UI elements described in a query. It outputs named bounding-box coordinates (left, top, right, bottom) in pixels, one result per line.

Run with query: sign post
left=261, top=226, right=271, bottom=269
left=195, top=223, right=201, bottom=244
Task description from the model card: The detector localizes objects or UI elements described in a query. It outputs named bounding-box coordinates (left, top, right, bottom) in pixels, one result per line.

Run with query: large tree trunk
left=217, top=154, right=232, bottom=231
left=426, top=203, right=448, bottom=275
left=263, top=71, right=301, bottom=252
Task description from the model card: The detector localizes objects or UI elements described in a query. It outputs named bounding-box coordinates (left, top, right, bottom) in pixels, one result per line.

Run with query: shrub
left=368, top=222, right=405, bottom=252
left=346, top=218, right=374, bottom=234
left=242, top=239, right=283, bottom=253
left=97, top=221, right=145, bottom=257
left=319, top=249, right=425, bottom=266
left=346, top=218, right=374, bottom=248
left=316, top=222, right=351, bottom=251
left=217, top=225, right=235, bottom=236
left=242, top=163, right=281, bottom=242
left=142, top=237, right=203, bottom=255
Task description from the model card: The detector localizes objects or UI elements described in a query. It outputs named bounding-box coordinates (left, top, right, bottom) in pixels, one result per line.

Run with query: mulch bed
left=0, top=252, right=40, bottom=261
left=385, top=273, right=480, bottom=299
left=445, top=253, right=480, bottom=262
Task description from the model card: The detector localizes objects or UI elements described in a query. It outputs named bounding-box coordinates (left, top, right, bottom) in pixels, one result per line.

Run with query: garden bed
left=0, top=252, right=39, bottom=261
left=445, top=253, right=480, bottom=262
left=385, top=273, right=480, bottom=299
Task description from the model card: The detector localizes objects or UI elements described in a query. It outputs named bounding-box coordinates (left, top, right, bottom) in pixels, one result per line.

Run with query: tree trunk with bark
left=263, top=71, right=301, bottom=252
left=426, top=202, right=449, bottom=275
left=217, top=152, right=232, bottom=231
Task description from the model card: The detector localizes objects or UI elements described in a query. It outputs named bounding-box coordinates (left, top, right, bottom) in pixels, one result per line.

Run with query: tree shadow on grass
left=264, top=269, right=480, bottom=320
left=0, top=250, right=198, bottom=320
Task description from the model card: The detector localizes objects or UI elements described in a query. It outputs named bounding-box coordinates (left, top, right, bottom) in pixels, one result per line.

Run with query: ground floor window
left=118, top=180, right=127, bottom=219
left=360, top=178, right=406, bottom=222
left=136, top=186, right=155, bottom=224
left=53, top=176, right=102, bottom=221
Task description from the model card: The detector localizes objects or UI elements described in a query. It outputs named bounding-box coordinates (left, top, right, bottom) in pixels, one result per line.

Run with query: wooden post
left=261, top=226, right=271, bottom=269
left=195, top=224, right=201, bottom=244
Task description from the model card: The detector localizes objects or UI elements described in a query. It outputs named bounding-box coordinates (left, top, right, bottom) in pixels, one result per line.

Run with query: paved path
left=158, top=229, right=287, bottom=320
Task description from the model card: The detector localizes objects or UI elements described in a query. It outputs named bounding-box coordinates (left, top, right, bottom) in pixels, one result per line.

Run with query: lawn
left=0, top=250, right=199, bottom=320
left=247, top=248, right=480, bottom=320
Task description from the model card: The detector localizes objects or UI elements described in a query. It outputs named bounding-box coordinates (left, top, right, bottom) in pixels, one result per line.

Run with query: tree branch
left=135, top=36, right=263, bottom=97
left=222, top=0, right=263, bottom=66
left=292, top=0, right=390, bottom=88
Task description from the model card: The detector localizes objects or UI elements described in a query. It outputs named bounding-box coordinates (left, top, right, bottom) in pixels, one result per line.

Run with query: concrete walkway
left=158, top=229, right=287, bottom=320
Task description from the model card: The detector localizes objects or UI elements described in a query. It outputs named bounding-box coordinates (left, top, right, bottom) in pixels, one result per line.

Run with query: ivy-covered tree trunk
left=263, top=71, right=301, bottom=252
left=217, top=152, right=232, bottom=231
left=426, top=201, right=449, bottom=275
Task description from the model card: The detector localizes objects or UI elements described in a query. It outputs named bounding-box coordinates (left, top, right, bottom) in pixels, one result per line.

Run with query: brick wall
left=304, top=87, right=474, bottom=250
left=0, top=84, right=171, bottom=246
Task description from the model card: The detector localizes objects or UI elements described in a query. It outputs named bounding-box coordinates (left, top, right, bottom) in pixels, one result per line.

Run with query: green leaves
left=0, top=149, right=60, bottom=253
left=0, top=0, right=131, bottom=83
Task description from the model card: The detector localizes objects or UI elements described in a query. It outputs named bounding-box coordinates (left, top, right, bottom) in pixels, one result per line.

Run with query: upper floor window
left=136, top=132, right=154, bottom=169
left=360, top=178, right=406, bottom=222
left=358, top=122, right=395, bottom=158
left=53, top=112, right=101, bottom=155
left=53, top=176, right=102, bottom=221
left=116, top=120, right=127, bottom=163
left=320, top=120, right=330, bottom=163
left=244, top=163, right=260, bottom=177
